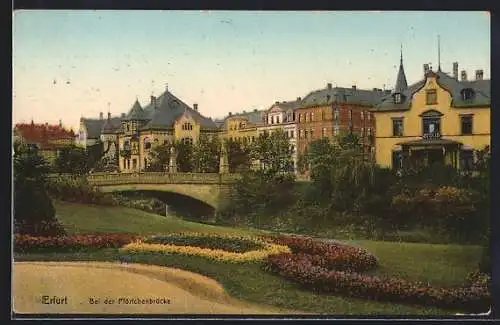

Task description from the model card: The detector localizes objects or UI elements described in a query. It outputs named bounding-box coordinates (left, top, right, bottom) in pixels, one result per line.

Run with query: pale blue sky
left=13, top=10, right=490, bottom=131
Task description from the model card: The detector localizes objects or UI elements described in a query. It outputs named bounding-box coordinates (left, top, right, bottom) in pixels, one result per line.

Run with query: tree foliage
left=54, top=145, right=90, bottom=175
left=250, top=129, right=294, bottom=179
left=193, top=134, right=220, bottom=173
left=146, top=143, right=172, bottom=172
left=175, top=141, right=194, bottom=172
left=225, top=138, right=252, bottom=173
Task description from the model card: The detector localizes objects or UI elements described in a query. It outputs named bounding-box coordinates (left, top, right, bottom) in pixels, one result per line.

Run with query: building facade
left=296, top=83, right=386, bottom=158
left=372, top=56, right=490, bottom=170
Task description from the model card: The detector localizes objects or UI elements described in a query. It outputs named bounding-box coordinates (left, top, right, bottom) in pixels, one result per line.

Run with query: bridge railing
left=86, top=172, right=241, bottom=185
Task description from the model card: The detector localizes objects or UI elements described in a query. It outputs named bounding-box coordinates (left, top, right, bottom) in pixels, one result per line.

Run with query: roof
left=14, top=123, right=75, bottom=149
left=374, top=70, right=491, bottom=111
left=82, top=116, right=122, bottom=137
left=123, top=99, right=147, bottom=120
left=301, top=86, right=386, bottom=107
left=224, top=110, right=266, bottom=125
left=139, top=89, right=217, bottom=130
left=394, top=51, right=408, bottom=94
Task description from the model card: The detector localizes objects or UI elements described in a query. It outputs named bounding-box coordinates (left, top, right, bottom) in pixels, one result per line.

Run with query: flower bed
left=144, top=233, right=266, bottom=253
left=121, top=233, right=291, bottom=263
left=262, top=235, right=491, bottom=312
left=14, top=233, right=139, bottom=253
left=264, top=235, right=379, bottom=272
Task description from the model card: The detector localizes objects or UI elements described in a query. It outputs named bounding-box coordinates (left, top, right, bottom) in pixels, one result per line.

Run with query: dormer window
left=394, top=93, right=402, bottom=104
left=461, top=88, right=475, bottom=101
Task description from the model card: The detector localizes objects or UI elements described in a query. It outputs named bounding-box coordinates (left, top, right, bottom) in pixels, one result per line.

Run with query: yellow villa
left=372, top=54, right=490, bottom=171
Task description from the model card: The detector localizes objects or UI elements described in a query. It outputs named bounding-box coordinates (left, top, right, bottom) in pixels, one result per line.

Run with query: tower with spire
left=392, top=45, right=408, bottom=104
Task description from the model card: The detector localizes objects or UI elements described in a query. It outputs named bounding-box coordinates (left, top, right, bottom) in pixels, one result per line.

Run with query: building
left=296, top=83, right=387, bottom=157
left=13, top=121, right=76, bottom=164
left=257, top=99, right=301, bottom=171
left=116, top=86, right=219, bottom=172
left=221, top=109, right=266, bottom=145
left=372, top=54, right=490, bottom=171
left=78, top=112, right=121, bottom=149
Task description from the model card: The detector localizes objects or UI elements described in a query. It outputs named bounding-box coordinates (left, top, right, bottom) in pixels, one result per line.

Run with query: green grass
left=16, top=200, right=482, bottom=315
left=348, top=239, right=482, bottom=287
left=53, top=200, right=262, bottom=236
left=15, top=250, right=455, bottom=315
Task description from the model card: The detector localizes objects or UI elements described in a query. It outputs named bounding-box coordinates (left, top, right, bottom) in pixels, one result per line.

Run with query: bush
left=45, top=176, right=116, bottom=206
left=14, top=233, right=139, bottom=253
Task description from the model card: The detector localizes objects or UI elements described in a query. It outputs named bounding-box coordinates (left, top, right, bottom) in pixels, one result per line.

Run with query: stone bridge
left=86, top=172, right=241, bottom=210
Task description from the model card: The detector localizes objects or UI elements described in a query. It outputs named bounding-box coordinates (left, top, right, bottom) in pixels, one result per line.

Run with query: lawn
left=14, top=200, right=484, bottom=315
left=53, top=200, right=262, bottom=236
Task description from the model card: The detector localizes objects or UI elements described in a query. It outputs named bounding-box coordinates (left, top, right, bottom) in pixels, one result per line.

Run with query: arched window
left=144, top=137, right=151, bottom=150
left=421, top=110, right=443, bottom=137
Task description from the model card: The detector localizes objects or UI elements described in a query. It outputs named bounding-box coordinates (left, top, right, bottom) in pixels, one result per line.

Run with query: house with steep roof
left=371, top=52, right=490, bottom=171
left=117, top=86, right=218, bottom=172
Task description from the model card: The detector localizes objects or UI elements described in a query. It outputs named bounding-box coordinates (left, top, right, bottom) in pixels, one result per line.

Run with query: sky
left=13, top=10, right=490, bottom=131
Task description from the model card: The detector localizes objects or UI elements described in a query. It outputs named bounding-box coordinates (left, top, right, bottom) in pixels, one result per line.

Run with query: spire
left=394, top=45, right=408, bottom=94
left=437, top=35, right=441, bottom=72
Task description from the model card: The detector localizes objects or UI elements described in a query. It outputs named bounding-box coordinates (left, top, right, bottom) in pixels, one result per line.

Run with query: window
left=368, top=113, right=371, bottom=121
left=334, top=109, right=339, bottom=121
left=277, top=115, right=280, bottom=124
left=252, top=136, right=255, bottom=142
left=310, top=129, right=314, bottom=138
left=299, top=129, right=303, bottom=138
left=461, top=88, right=475, bottom=101
left=394, top=93, right=402, bottom=104
left=304, top=130, right=308, bottom=139
left=322, top=127, right=327, bottom=137
left=311, top=112, right=315, bottom=121
left=305, top=113, right=309, bottom=122
left=144, top=138, right=151, bottom=150
left=361, top=111, right=364, bottom=120
left=291, top=130, right=295, bottom=138
left=132, top=159, right=137, bottom=170
left=126, top=124, right=130, bottom=132
left=367, top=128, right=372, bottom=137
left=392, top=118, right=403, bottom=136
left=144, top=158, right=148, bottom=169
left=460, top=150, right=474, bottom=171
left=349, top=109, right=353, bottom=120
left=333, top=126, right=339, bottom=136
left=422, top=113, right=441, bottom=136
left=154, top=138, right=159, bottom=145
left=426, top=89, right=437, bottom=105
left=182, top=137, right=193, bottom=145
left=299, top=113, right=303, bottom=122
left=361, top=128, right=364, bottom=137
left=461, top=115, right=473, bottom=135
left=287, top=113, right=292, bottom=122
left=392, top=151, right=403, bottom=170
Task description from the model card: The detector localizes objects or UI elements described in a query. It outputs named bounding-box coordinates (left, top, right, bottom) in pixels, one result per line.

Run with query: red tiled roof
left=14, top=123, right=75, bottom=149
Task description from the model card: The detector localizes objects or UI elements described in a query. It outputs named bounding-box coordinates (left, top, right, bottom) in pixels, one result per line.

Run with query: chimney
left=296, top=97, right=301, bottom=101
left=423, top=64, right=430, bottom=75
left=59, top=119, right=62, bottom=127
left=385, top=90, right=392, bottom=95
left=461, top=70, right=468, bottom=81
left=121, top=113, right=126, bottom=118
left=228, top=112, right=232, bottom=116
left=193, top=103, right=198, bottom=111
left=243, top=110, right=246, bottom=113
left=275, top=101, right=279, bottom=105
left=107, top=112, right=111, bottom=120
left=475, top=69, right=484, bottom=81
left=150, top=95, right=156, bottom=107
left=99, top=112, right=103, bottom=120
left=254, top=109, right=258, bottom=112
left=453, top=62, right=459, bottom=79
left=327, top=83, right=332, bottom=90
left=373, top=88, right=378, bottom=91
left=352, top=85, right=357, bottom=91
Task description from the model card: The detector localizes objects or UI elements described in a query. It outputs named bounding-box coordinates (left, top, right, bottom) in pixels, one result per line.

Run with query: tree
left=13, top=142, right=66, bottom=236
left=175, top=141, right=194, bottom=172
left=193, top=134, right=220, bottom=173
left=146, top=143, right=172, bottom=172
left=225, top=138, right=252, bottom=173
left=54, top=145, right=90, bottom=175
left=250, top=129, right=294, bottom=178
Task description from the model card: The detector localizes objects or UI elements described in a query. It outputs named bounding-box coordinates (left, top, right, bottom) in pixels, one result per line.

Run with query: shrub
left=45, top=176, right=116, bottom=206
left=14, top=233, right=139, bottom=253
